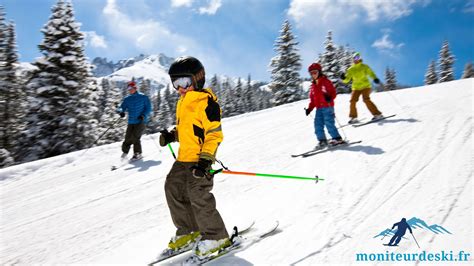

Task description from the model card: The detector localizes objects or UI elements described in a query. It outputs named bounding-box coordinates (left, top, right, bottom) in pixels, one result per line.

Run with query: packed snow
left=0, top=79, right=472, bottom=265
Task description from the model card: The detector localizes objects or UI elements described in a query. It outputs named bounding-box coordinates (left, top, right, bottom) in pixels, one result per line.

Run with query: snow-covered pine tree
left=0, top=6, right=8, bottom=155
left=139, top=79, right=152, bottom=98
left=4, top=21, right=26, bottom=161
left=97, top=78, right=110, bottom=120
left=320, top=31, right=345, bottom=93
left=148, top=83, right=161, bottom=133
left=210, top=74, right=221, bottom=99
left=156, top=86, right=172, bottom=130
left=234, top=77, right=245, bottom=114
left=138, top=79, right=154, bottom=133
left=153, top=86, right=161, bottom=116
left=342, top=45, right=355, bottom=75
left=244, top=74, right=254, bottom=112
left=252, top=82, right=267, bottom=111
left=0, top=7, right=16, bottom=167
left=98, top=79, right=124, bottom=144
left=260, top=84, right=273, bottom=110
left=335, top=45, right=351, bottom=93
left=424, top=60, right=438, bottom=85
left=167, top=84, right=179, bottom=123
left=438, top=40, right=455, bottom=83
left=0, top=148, right=14, bottom=168
left=22, top=0, right=99, bottom=160
left=221, top=77, right=236, bottom=117
left=269, top=20, right=302, bottom=106
left=461, top=62, right=474, bottom=79
left=384, top=67, right=398, bottom=91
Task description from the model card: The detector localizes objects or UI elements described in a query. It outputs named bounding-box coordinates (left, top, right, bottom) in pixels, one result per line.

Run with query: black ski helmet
left=168, top=56, right=206, bottom=90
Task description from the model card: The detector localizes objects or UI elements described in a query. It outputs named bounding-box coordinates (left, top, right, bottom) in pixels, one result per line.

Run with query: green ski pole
left=167, top=143, right=176, bottom=159
left=210, top=169, right=322, bottom=183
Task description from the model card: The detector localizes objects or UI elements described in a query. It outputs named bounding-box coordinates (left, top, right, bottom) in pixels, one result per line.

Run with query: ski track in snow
left=0, top=79, right=472, bottom=265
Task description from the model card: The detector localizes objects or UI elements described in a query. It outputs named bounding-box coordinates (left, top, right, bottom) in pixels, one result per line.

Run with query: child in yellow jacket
left=158, top=56, right=230, bottom=260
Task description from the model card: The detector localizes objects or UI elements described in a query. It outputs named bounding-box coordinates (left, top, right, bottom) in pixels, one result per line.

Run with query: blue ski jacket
left=117, top=92, right=152, bottom=125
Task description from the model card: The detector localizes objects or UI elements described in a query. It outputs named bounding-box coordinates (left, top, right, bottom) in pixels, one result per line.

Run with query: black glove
left=119, top=112, right=125, bottom=118
left=374, top=78, right=380, bottom=84
left=138, top=114, right=145, bottom=121
left=190, top=158, right=213, bottom=179
left=324, top=94, right=332, bottom=103
left=159, top=129, right=176, bottom=147
left=305, top=108, right=312, bottom=116
left=340, top=73, right=346, bottom=80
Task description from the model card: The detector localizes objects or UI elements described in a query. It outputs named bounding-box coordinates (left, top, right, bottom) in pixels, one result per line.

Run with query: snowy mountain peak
left=92, top=53, right=176, bottom=93
left=91, top=53, right=174, bottom=78
left=141, top=54, right=174, bottom=69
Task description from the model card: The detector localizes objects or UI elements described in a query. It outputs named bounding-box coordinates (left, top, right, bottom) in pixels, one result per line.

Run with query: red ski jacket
left=307, top=76, right=337, bottom=111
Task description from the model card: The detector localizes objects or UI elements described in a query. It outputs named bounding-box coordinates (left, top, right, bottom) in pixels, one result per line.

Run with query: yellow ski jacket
left=343, top=62, right=377, bottom=90
left=175, top=88, right=223, bottom=163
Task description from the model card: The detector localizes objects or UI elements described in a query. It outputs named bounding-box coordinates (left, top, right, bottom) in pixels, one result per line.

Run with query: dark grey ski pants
left=122, top=123, right=145, bottom=154
left=165, top=161, right=228, bottom=240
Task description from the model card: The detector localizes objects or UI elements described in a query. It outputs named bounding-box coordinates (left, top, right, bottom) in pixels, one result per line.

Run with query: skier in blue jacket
left=117, top=81, right=151, bottom=160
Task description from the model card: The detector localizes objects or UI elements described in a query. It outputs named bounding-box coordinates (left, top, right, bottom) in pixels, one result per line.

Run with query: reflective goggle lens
left=172, top=77, right=193, bottom=89
left=354, top=55, right=361, bottom=61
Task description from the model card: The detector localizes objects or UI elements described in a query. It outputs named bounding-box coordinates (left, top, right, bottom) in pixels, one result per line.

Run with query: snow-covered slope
left=0, top=79, right=472, bottom=265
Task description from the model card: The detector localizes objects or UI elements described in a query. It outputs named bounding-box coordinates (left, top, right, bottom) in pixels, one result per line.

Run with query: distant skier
left=341, top=52, right=383, bottom=124
left=387, top=218, right=413, bottom=246
left=116, top=81, right=151, bottom=160
left=158, top=56, right=230, bottom=260
left=305, top=63, right=345, bottom=148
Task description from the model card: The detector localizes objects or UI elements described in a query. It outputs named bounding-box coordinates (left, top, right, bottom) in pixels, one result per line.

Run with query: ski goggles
left=172, top=76, right=193, bottom=89
left=353, top=54, right=361, bottom=61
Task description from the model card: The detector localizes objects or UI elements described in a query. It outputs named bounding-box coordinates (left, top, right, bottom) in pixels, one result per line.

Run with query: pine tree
left=96, top=78, right=109, bottom=119
left=384, top=67, right=397, bottom=91
left=210, top=74, right=221, bottom=99
left=157, top=86, right=172, bottom=130
left=4, top=21, right=26, bottom=160
left=167, top=84, right=179, bottom=123
left=0, top=6, right=8, bottom=156
left=269, top=20, right=302, bottom=106
left=98, top=79, right=123, bottom=144
left=317, top=41, right=354, bottom=94
left=461, top=62, right=474, bottom=79
left=0, top=7, right=16, bottom=167
left=221, top=77, right=236, bottom=117
left=0, top=148, right=14, bottom=168
left=148, top=84, right=161, bottom=133
left=438, top=40, right=455, bottom=83
left=22, top=0, right=99, bottom=160
left=153, top=87, right=161, bottom=116
left=335, top=45, right=351, bottom=93
left=234, top=77, right=245, bottom=114
left=424, top=60, right=438, bottom=85
left=244, top=74, right=254, bottom=112
left=139, top=79, right=152, bottom=98
left=320, top=31, right=345, bottom=93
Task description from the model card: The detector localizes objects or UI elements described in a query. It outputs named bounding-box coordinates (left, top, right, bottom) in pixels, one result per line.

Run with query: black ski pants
left=122, top=123, right=145, bottom=154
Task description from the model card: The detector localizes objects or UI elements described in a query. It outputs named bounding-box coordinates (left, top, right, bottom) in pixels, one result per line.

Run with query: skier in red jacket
left=305, top=63, right=345, bottom=148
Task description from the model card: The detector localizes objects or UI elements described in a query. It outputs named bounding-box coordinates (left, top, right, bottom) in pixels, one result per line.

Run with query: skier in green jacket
left=341, top=52, right=383, bottom=124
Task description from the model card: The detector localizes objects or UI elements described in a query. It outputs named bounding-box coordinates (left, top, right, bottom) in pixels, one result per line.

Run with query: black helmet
left=168, top=56, right=206, bottom=90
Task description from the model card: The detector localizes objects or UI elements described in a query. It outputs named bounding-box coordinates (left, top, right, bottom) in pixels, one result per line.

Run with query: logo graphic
left=374, top=217, right=451, bottom=247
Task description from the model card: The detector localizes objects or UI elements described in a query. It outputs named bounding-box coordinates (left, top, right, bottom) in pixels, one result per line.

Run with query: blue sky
left=2, top=0, right=474, bottom=86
